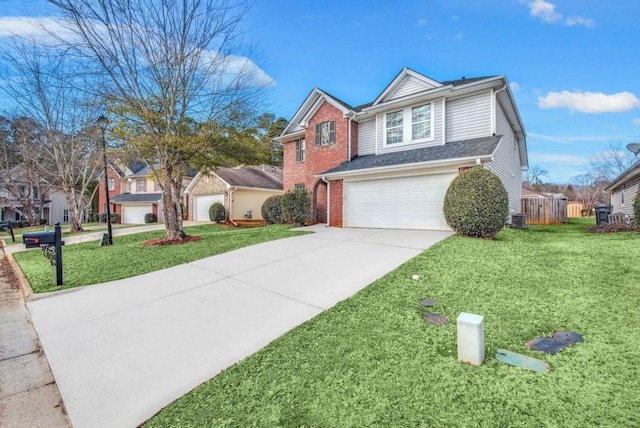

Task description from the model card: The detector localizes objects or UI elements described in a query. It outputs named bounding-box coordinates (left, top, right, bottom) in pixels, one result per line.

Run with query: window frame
left=107, top=178, right=115, bottom=191
left=315, top=120, right=336, bottom=146
left=295, top=138, right=306, bottom=163
left=294, top=183, right=306, bottom=191
left=383, top=102, right=434, bottom=147
left=136, top=179, right=145, bottom=192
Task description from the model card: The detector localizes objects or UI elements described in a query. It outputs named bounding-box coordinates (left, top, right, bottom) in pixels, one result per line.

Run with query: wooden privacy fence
left=567, top=202, right=585, bottom=218
left=521, top=197, right=567, bottom=225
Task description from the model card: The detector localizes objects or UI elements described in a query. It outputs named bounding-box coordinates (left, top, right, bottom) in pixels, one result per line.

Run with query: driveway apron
left=27, top=226, right=451, bottom=428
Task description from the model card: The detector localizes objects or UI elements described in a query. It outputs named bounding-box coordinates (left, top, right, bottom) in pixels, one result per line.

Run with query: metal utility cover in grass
left=423, top=313, right=448, bottom=325
left=419, top=299, right=437, bottom=307
left=496, top=349, right=551, bottom=373
left=525, top=330, right=583, bottom=355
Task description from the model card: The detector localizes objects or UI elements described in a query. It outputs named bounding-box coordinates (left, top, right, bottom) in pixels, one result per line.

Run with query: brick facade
left=283, top=101, right=357, bottom=226
left=98, top=166, right=122, bottom=218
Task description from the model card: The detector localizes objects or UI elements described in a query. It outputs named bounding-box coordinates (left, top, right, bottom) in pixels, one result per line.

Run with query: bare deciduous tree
left=588, top=142, right=637, bottom=182
left=523, top=164, right=549, bottom=189
left=0, top=42, right=103, bottom=231
left=49, top=0, right=265, bottom=240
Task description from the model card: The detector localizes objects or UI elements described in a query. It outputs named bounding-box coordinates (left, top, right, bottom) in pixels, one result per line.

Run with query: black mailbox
left=23, top=231, right=56, bottom=249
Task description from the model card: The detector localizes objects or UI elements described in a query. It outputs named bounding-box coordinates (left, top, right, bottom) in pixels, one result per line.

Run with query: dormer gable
left=371, top=67, right=443, bottom=106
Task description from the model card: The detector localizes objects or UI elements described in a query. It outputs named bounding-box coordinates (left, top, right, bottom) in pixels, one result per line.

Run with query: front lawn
left=146, top=219, right=640, bottom=427
left=14, top=224, right=306, bottom=293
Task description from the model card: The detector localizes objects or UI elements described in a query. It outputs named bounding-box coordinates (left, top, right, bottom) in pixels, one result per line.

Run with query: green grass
left=14, top=224, right=306, bottom=293
left=1, top=222, right=139, bottom=245
left=146, top=218, right=640, bottom=427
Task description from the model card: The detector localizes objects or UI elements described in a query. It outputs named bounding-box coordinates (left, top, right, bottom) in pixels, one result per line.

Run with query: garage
left=122, top=205, right=152, bottom=224
left=195, top=194, right=225, bottom=221
left=344, top=173, right=457, bottom=230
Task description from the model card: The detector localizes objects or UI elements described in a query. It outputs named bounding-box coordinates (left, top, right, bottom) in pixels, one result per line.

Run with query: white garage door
left=344, top=173, right=457, bottom=230
left=195, top=194, right=225, bottom=221
left=122, top=205, right=151, bottom=224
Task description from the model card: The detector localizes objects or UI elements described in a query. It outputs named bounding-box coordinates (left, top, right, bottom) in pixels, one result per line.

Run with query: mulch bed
left=142, top=235, right=202, bottom=247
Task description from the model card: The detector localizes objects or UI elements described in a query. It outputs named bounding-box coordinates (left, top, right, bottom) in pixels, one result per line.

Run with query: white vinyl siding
left=484, top=104, right=522, bottom=215
left=358, top=119, right=376, bottom=155
left=195, top=194, right=225, bottom=221
left=376, top=99, right=443, bottom=154
left=384, top=76, right=437, bottom=101
left=231, top=189, right=283, bottom=221
left=344, top=172, right=456, bottom=230
left=445, top=91, right=492, bottom=142
left=611, top=176, right=640, bottom=215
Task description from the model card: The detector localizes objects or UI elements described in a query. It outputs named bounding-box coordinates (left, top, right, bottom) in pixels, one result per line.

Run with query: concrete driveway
left=27, top=226, right=452, bottom=428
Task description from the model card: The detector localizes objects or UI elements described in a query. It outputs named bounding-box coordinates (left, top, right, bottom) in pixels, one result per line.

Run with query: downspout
left=229, top=186, right=238, bottom=226
left=348, top=117, right=352, bottom=161
left=321, top=176, right=330, bottom=227
left=492, top=84, right=508, bottom=135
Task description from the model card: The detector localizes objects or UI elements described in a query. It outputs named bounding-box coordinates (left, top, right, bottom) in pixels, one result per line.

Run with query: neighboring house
left=522, top=187, right=547, bottom=199
left=186, top=165, right=283, bottom=222
left=98, top=161, right=193, bottom=224
left=0, top=165, right=84, bottom=225
left=604, top=161, right=640, bottom=216
left=275, top=67, right=528, bottom=230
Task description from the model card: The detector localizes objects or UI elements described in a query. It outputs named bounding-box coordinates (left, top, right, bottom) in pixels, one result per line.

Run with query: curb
left=6, top=252, right=34, bottom=301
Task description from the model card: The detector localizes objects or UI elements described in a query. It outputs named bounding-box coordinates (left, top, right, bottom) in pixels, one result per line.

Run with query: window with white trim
left=315, top=121, right=335, bottom=146
left=295, top=138, right=306, bottom=163
left=108, top=178, right=115, bottom=191
left=137, top=179, right=145, bottom=192
left=63, top=209, right=69, bottom=222
left=127, top=180, right=132, bottom=192
left=384, top=103, right=433, bottom=146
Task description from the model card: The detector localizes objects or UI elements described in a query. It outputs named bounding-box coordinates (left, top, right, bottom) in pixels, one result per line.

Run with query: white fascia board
left=184, top=172, right=202, bottom=194
left=274, top=129, right=305, bottom=143
left=317, top=154, right=493, bottom=180
left=231, top=186, right=285, bottom=193
left=279, top=88, right=320, bottom=136
left=604, top=163, right=640, bottom=192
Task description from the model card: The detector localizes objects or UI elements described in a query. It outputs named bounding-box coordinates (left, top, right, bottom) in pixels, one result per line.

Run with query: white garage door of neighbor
left=122, top=205, right=151, bottom=224
left=195, top=194, right=225, bottom=221
left=345, top=173, right=457, bottom=230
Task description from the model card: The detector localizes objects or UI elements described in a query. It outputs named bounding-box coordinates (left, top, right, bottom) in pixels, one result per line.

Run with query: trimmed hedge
left=209, top=202, right=226, bottom=222
left=634, top=191, right=640, bottom=223
left=443, top=167, right=508, bottom=239
left=144, top=213, right=158, bottom=223
left=262, top=195, right=284, bottom=224
left=282, top=189, right=311, bottom=225
left=99, top=212, right=121, bottom=223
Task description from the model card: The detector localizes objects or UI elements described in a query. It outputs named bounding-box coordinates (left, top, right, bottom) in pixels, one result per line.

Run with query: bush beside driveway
left=146, top=219, right=640, bottom=427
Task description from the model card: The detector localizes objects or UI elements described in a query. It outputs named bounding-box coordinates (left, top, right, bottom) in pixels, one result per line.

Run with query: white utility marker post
left=457, top=312, right=485, bottom=366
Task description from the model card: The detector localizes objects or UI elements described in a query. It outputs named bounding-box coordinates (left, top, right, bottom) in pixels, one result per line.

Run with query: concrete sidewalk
left=0, top=251, right=70, bottom=428
left=3, top=221, right=205, bottom=255
left=27, top=226, right=452, bottom=428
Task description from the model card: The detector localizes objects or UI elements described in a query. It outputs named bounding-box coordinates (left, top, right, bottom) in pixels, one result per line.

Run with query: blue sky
left=2, top=0, right=639, bottom=183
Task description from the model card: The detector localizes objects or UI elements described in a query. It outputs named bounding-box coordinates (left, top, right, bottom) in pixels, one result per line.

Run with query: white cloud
left=564, top=16, right=596, bottom=28
left=538, top=90, right=640, bottom=113
left=525, top=1, right=596, bottom=27
left=633, top=119, right=640, bottom=126
left=0, top=16, right=77, bottom=43
left=417, top=18, right=428, bottom=26
left=510, top=82, right=521, bottom=92
left=528, top=0, right=561, bottom=23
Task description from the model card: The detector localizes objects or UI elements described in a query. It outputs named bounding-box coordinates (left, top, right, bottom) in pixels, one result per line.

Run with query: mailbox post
left=23, top=222, right=64, bottom=286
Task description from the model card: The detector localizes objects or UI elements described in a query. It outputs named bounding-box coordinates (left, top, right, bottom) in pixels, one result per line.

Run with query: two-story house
left=275, top=68, right=528, bottom=230
left=98, top=161, right=193, bottom=224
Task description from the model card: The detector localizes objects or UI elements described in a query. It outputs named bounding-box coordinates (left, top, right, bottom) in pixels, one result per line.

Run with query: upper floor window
left=315, top=121, right=335, bottom=146
left=108, top=178, right=115, bottom=191
left=384, top=103, right=433, bottom=146
left=294, top=183, right=305, bottom=191
left=137, top=179, right=145, bottom=192
left=295, top=138, right=306, bottom=163
left=127, top=180, right=132, bottom=192
left=32, top=186, right=38, bottom=199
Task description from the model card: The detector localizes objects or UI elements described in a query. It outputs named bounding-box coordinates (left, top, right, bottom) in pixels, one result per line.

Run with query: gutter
left=228, top=187, right=238, bottom=226
left=321, top=176, right=330, bottom=227
left=492, top=84, right=508, bottom=135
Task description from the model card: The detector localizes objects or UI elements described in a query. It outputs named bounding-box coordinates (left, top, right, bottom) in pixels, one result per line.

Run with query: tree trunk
left=65, top=190, right=85, bottom=232
left=161, top=170, right=185, bottom=240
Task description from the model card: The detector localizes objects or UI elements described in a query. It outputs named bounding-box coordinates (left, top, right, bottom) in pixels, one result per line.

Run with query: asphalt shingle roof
left=321, top=136, right=502, bottom=175
left=215, top=165, right=283, bottom=190
left=111, top=193, right=162, bottom=203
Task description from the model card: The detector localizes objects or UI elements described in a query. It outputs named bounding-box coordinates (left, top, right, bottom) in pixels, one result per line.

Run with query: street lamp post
left=97, top=115, right=113, bottom=245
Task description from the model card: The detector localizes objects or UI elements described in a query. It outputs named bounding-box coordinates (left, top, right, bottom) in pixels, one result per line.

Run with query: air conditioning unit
left=511, top=213, right=526, bottom=229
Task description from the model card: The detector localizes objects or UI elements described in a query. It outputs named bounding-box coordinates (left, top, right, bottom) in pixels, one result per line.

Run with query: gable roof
left=215, top=165, right=283, bottom=190
left=371, top=67, right=443, bottom=106
left=320, top=136, right=502, bottom=177
left=604, top=160, right=640, bottom=192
